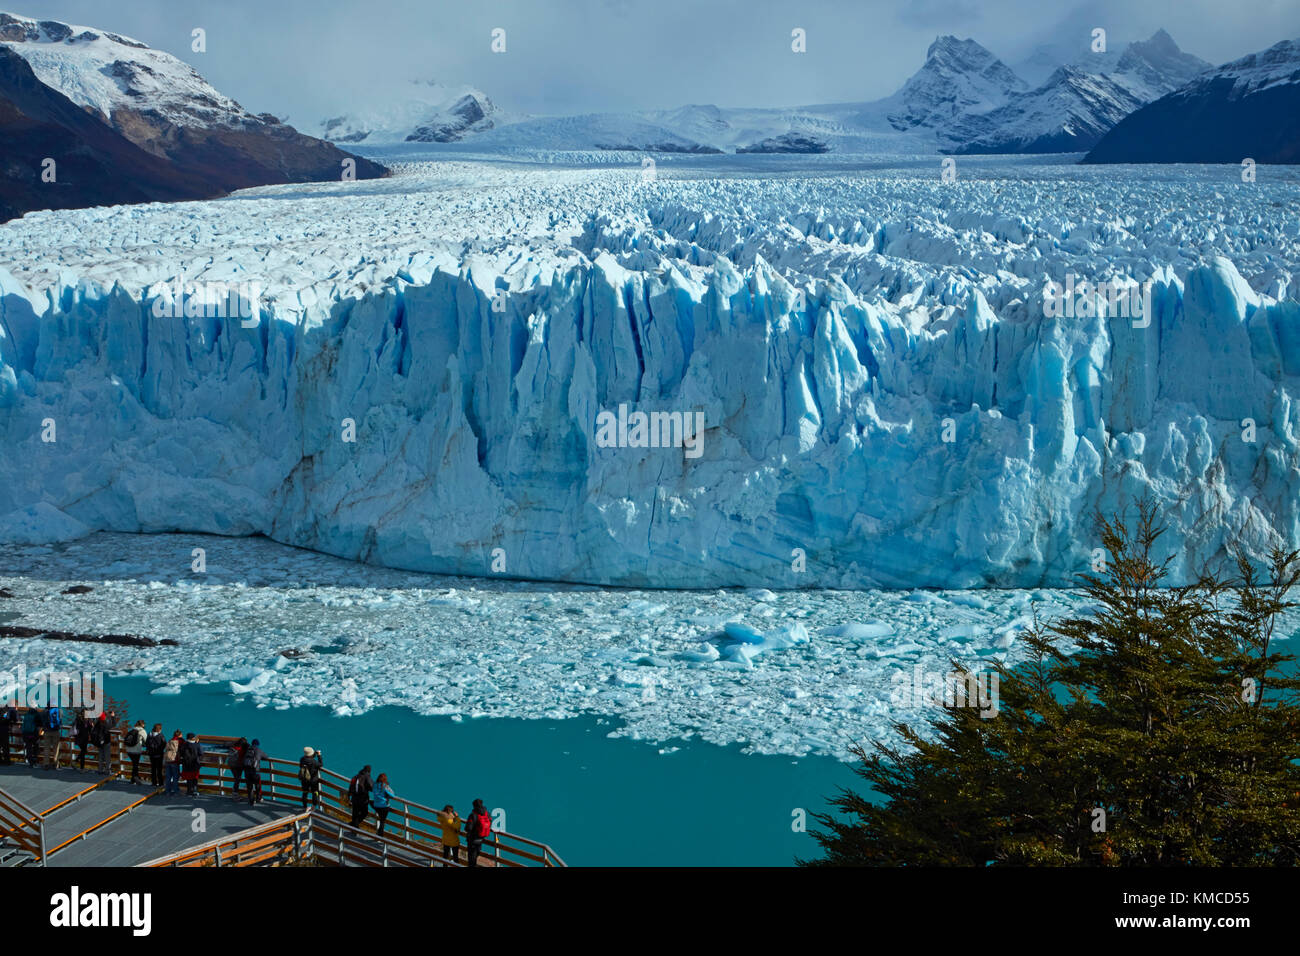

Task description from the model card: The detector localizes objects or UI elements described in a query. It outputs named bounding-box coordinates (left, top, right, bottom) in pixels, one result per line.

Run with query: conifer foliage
left=804, top=499, right=1300, bottom=865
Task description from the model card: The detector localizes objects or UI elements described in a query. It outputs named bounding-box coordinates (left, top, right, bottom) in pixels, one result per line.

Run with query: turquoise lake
left=104, top=675, right=860, bottom=866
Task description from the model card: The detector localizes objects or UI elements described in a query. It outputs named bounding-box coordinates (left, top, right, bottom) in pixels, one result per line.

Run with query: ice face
left=2, top=158, right=1299, bottom=589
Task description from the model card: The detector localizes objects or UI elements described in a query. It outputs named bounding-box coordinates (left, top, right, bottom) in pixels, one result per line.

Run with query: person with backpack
left=1, top=703, right=18, bottom=765
left=43, top=704, right=62, bottom=768
left=438, top=804, right=462, bottom=863
left=20, top=707, right=43, bottom=767
left=163, top=729, right=183, bottom=794
left=181, top=732, right=203, bottom=796
left=348, top=765, right=373, bottom=828
left=371, top=773, right=396, bottom=835
left=242, top=739, right=265, bottom=805
left=227, top=737, right=248, bottom=799
left=145, top=723, right=166, bottom=787
left=73, top=708, right=93, bottom=771
left=464, top=798, right=492, bottom=867
left=123, top=720, right=147, bottom=784
left=298, top=746, right=323, bottom=809
left=90, top=710, right=114, bottom=774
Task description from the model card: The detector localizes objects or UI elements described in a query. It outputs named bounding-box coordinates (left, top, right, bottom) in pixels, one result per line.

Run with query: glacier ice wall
left=2, top=168, right=1300, bottom=588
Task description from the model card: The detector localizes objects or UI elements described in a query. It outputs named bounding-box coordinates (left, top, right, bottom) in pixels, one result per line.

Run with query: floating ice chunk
left=722, top=622, right=766, bottom=644
left=948, top=593, right=990, bottom=610
left=677, top=642, right=721, bottom=662
left=747, top=589, right=778, bottom=602
left=822, top=621, right=894, bottom=640
left=864, top=641, right=926, bottom=658
left=230, top=669, right=273, bottom=694
left=905, top=591, right=944, bottom=604
left=940, top=624, right=987, bottom=642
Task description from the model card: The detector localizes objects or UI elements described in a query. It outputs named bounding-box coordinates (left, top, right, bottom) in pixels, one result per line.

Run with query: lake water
left=103, top=674, right=859, bottom=866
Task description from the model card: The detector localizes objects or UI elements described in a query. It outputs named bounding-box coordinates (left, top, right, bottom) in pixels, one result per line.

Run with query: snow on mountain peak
left=1208, top=37, right=1300, bottom=97
left=0, top=10, right=250, bottom=126
left=888, top=35, right=1026, bottom=130
left=315, top=78, right=499, bottom=144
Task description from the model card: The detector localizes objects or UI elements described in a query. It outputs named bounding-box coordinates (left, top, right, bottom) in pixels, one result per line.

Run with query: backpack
left=242, top=746, right=260, bottom=771
left=349, top=773, right=368, bottom=800
left=46, top=707, right=61, bottom=730
left=181, top=740, right=199, bottom=769
left=146, top=733, right=165, bottom=757
left=474, top=812, right=492, bottom=839
left=125, top=727, right=144, bottom=748
left=90, top=720, right=109, bottom=746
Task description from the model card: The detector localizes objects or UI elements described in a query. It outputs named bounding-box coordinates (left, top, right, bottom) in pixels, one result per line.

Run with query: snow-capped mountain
left=942, top=29, right=1209, bottom=154
left=314, top=80, right=500, bottom=144
left=1108, top=28, right=1212, bottom=101
left=886, top=35, right=1027, bottom=131
left=0, top=10, right=384, bottom=221
left=942, top=65, right=1145, bottom=154
left=1085, top=38, right=1300, bottom=164
left=0, top=45, right=211, bottom=220
left=0, top=12, right=248, bottom=129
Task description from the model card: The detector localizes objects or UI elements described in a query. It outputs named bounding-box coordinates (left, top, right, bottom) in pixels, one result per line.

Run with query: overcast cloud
left=9, top=0, right=1300, bottom=124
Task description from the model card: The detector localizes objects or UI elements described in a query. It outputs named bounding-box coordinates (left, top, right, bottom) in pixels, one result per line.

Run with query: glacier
left=2, top=157, right=1300, bottom=589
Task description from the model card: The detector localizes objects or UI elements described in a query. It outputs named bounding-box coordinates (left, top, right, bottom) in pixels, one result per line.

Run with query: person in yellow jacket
left=438, top=804, right=462, bottom=864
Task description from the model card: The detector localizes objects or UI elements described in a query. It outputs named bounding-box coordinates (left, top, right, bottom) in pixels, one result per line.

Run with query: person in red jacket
left=464, top=799, right=492, bottom=867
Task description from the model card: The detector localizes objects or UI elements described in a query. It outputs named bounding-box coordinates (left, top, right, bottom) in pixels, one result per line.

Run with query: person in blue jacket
left=371, top=772, right=397, bottom=835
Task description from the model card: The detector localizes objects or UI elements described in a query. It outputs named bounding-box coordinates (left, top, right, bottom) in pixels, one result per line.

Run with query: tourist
left=43, top=704, right=62, bottom=768
left=124, top=720, right=147, bottom=784
left=163, top=729, right=183, bottom=794
left=91, top=710, right=115, bottom=774
left=348, top=765, right=373, bottom=828
left=298, top=746, right=323, bottom=809
left=228, top=737, right=248, bottom=799
left=371, top=772, right=396, bottom=835
left=438, top=804, right=462, bottom=863
left=145, top=723, right=166, bottom=787
left=465, top=798, right=492, bottom=867
left=73, top=708, right=92, bottom=771
left=19, top=706, right=42, bottom=767
left=181, top=732, right=203, bottom=796
left=242, top=738, right=265, bottom=805
left=0, top=703, right=16, bottom=765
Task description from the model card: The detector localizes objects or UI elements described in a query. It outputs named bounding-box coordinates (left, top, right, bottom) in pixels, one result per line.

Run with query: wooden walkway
left=0, top=765, right=292, bottom=866
left=1, top=719, right=565, bottom=868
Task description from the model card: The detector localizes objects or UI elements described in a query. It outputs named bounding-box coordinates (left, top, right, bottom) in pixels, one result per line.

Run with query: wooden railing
left=5, top=716, right=566, bottom=867
left=0, top=785, right=46, bottom=864
left=140, top=812, right=312, bottom=867
left=188, top=742, right=565, bottom=867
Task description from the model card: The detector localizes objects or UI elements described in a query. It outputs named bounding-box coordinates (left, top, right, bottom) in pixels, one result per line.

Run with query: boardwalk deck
left=1, top=765, right=293, bottom=866
left=50, top=792, right=289, bottom=866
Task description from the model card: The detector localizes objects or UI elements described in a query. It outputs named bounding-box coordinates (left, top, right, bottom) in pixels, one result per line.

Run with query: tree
left=802, top=498, right=1300, bottom=866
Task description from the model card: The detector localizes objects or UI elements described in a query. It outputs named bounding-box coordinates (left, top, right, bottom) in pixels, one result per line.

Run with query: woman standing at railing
left=73, top=708, right=92, bottom=771
left=298, top=746, right=323, bottom=809
left=145, top=724, right=166, bottom=787
left=371, top=773, right=396, bottom=835
left=163, top=729, right=183, bottom=795
left=438, top=805, right=462, bottom=863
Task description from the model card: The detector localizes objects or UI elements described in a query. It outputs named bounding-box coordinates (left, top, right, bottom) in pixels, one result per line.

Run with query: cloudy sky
left=11, top=0, right=1300, bottom=123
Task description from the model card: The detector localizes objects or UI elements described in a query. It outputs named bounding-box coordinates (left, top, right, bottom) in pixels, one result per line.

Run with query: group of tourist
left=341, top=762, right=494, bottom=866
left=0, top=703, right=118, bottom=773
left=3, top=706, right=498, bottom=866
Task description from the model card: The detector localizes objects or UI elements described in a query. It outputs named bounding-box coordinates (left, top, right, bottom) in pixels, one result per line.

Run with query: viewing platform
left=0, top=719, right=565, bottom=867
